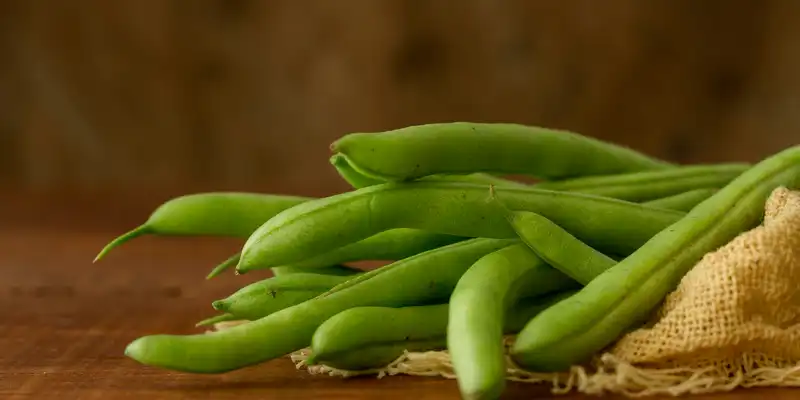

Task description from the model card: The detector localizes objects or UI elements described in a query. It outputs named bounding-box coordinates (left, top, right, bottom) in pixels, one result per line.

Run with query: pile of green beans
left=94, top=121, right=798, bottom=400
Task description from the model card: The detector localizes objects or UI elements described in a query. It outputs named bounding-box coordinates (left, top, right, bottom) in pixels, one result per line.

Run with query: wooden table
left=1, top=191, right=797, bottom=399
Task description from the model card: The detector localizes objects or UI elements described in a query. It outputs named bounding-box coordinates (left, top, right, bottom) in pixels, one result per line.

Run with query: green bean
left=331, top=153, right=386, bottom=188
left=94, top=192, right=310, bottom=261
left=206, top=253, right=241, bottom=279
left=125, top=238, right=515, bottom=373
left=535, top=164, right=747, bottom=202
left=448, top=244, right=578, bottom=399
left=212, top=273, right=357, bottom=320
left=284, top=228, right=466, bottom=269
left=237, top=182, right=683, bottom=272
left=508, top=211, right=616, bottom=285
left=511, top=145, right=800, bottom=372
left=307, top=291, right=576, bottom=371
left=332, top=153, right=527, bottom=189
left=330, top=122, right=672, bottom=182
left=207, top=252, right=363, bottom=279
left=211, top=229, right=463, bottom=277
left=271, top=265, right=362, bottom=277
left=195, top=313, right=239, bottom=327
left=642, top=188, right=717, bottom=211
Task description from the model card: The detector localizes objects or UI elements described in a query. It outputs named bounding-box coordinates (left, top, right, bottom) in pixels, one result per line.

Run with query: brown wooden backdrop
left=1, top=0, right=798, bottom=196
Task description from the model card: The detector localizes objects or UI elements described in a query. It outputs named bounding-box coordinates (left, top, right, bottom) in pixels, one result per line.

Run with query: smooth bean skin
left=285, top=228, right=466, bottom=269
left=125, top=238, right=515, bottom=373
left=206, top=253, right=241, bottom=279
left=211, top=229, right=462, bottom=277
left=331, top=153, right=386, bottom=188
left=207, top=252, right=362, bottom=279
left=330, top=122, right=672, bottom=181
left=195, top=313, right=238, bottom=327
left=535, top=164, right=747, bottom=202
left=237, top=182, right=683, bottom=272
left=332, top=153, right=527, bottom=189
left=511, top=146, right=800, bottom=372
left=308, top=291, right=575, bottom=371
left=271, top=265, right=362, bottom=277
left=94, top=192, right=310, bottom=261
left=642, top=188, right=717, bottom=211
left=212, top=273, right=356, bottom=320
left=508, top=211, right=616, bottom=285
left=448, top=244, right=578, bottom=400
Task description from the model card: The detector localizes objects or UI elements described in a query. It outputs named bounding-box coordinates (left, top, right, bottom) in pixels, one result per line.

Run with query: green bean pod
left=95, top=192, right=310, bottom=261
left=237, top=182, right=683, bottom=272
left=125, top=238, right=516, bottom=373
left=331, top=122, right=672, bottom=182
left=331, top=153, right=386, bottom=188
left=641, top=188, right=717, bottom=211
left=508, top=211, right=616, bottom=285
left=535, top=164, right=747, bottom=202
left=212, top=273, right=357, bottom=320
left=448, top=244, right=578, bottom=399
left=332, top=153, right=527, bottom=189
left=308, top=291, right=576, bottom=371
left=195, top=313, right=239, bottom=327
left=271, top=265, right=362, bottom=277
left=207, top=252, right=363, bottom=279
left=209, top=229, right=463, bottom=277
left=511, top=145, right=800, bottom=372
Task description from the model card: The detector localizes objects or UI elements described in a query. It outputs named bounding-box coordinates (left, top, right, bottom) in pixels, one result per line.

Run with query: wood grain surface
left=1, top=191, right=799, bottom=399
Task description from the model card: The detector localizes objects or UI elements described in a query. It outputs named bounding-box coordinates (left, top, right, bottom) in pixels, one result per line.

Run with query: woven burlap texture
left=223, top=187, right=800, bottom=396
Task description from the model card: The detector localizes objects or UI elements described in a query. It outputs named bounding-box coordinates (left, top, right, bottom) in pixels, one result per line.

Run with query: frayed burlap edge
left=210, top=321, right=800, bottom=397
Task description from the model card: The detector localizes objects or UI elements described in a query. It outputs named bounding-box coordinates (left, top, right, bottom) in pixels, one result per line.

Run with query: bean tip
left=93, top=225, right=150, bottom=262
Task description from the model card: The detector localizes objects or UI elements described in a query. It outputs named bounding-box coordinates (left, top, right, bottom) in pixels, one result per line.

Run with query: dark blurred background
left=1, top=0, right=798, bottom=206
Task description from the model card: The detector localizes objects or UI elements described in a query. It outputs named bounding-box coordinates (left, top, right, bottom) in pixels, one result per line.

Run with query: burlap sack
left=228, top=187, right=800, bottom=396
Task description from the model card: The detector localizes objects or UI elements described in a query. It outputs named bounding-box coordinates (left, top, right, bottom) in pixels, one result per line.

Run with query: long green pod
left=95, top=192, right=310, bottom=261
left=448, top=244, right=578, bottom=399
left=511, top=146, right=800, bottom=372
left=642, top=188, right=717, bottom=211
left=308, top=291, right=576, bottom=371
left=212, top=273, right=357, bottom=320
left=271, top=265, right=362, bottom=277
left=286, top=228, right=466, bottom=270
left=195, top=313, right=239, bottom=327
left=237, top=182, right=683, bottom=272
left=331, top=122, right=672, bottom=182
left=210, top=229, right=464, bottom=277
left=331, top=153, right=386, bottom=188
left=332, top=153, right=527, bottom=189
left=508, top=211, right=616, bottom=285
left=535, top=164, right=747, bottom=202
left=125, top=238, right=516, bottom=373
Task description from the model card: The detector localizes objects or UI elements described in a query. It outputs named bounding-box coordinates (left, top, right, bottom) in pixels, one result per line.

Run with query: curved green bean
left=511, top=145, right=800, bottom=372
left=271, top=265, right=362, bottom=277
left=94, top=192, right=310, bottom=261
left=331, top=122, right=672, bottom=182
left=448, top=244, right=577, bottom=399
left=308, top=291, right=576, bottom=371
left=207, top=252, right=363, bottom=279
left=642, top=188, right=717, bottom=211
left=535, top=164, right=747, bottom=202
left=237, top=182, right=683, bottom=272
left=206, top=253, right=241, bottom=279
left=212, top=273, right=357, bottom=320
left=125, top=238, right=515, bottom=373
left=211, top=229, right=463, bottom=277
left=508, top=211, right=616, bottom=285
left=332, top=153, right=527, bottom=189
left=331, top=153, right=386, bottom=188
left=195, top=313, right=239, bottom=327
